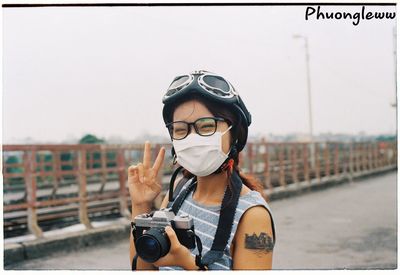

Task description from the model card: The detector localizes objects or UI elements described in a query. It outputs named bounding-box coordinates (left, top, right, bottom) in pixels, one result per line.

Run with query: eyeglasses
left=166, top=117, right=228, bottom=140
left=163, top=71, right=238, bottom=102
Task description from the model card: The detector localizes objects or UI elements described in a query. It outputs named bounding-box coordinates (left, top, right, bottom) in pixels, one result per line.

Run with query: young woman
left=128, top=70, right=275, bottom=270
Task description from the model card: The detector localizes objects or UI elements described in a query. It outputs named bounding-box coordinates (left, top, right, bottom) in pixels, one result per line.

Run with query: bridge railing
left=2, top=141, right=397, bottom=238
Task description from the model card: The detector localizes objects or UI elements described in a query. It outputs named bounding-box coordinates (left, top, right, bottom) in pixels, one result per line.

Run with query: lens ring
left=197, top=74, right=236, bottom=99
left=203, top=75, right=230, bottom=94
left=135, top=228, right=171, bottom=263
left=135, top=235, right=162, bottom=263
left=164, top=74, right=194, bottom=98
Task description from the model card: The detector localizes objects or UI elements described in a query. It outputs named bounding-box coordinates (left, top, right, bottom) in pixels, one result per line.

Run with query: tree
left=79, top=134, right=105, bottom=169
left=79, top=134, right=105, bottom=144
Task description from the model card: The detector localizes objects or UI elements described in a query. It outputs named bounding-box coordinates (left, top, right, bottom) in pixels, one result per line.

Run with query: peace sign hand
left=128, top=142, right=166, bottom=207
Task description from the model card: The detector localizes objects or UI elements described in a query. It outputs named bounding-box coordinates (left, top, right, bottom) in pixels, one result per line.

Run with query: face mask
left=172, top=126, right=232, bottom=177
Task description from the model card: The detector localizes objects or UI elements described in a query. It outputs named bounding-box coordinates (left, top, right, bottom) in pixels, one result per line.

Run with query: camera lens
left=135, top=227, right=171, bottom=263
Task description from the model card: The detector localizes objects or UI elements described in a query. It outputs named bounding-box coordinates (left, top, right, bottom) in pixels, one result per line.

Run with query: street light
left=293, top=34, right=314, bottom=143
left=293, top=34, right=315, bottom=169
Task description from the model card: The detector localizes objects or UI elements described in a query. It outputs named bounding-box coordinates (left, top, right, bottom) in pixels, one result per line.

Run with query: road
left=6, top=172, right=397, bottom=270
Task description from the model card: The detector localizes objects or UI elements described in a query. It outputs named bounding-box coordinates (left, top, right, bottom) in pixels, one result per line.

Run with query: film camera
left=132, top=208, right=196, bottom=263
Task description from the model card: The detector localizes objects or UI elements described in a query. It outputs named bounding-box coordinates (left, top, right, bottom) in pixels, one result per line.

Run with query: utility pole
left=293, top=34, right=315, bottom=167
left=304, top=37, right=314, bottom=142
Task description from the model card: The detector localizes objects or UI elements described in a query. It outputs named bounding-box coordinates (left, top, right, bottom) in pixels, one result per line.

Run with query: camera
left=132, top=208, right=196, bottom=263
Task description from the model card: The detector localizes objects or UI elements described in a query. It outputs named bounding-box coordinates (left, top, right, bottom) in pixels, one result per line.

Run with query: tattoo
left=245, top=232, right=274, bottom=253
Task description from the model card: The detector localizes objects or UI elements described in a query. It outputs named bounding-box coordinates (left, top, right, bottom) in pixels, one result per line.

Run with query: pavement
left=272, top=171, right=397, bottom=269
left=5, top=171, right=397, bottom=270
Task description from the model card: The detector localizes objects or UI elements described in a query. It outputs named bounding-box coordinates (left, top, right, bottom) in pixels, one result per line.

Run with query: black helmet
left=162, top=70, right=251, bottom=152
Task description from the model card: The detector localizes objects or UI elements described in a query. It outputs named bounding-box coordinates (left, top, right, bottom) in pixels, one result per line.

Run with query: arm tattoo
left=245, top=232, right=274, bottom=253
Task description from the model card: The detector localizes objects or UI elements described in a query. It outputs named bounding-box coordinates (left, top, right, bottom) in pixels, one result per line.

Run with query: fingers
left=165, top=226, right=180, bottom=251
left=128, top=165, right=139, bottom=183
left=143, top=141, right=151, bottom=169
left=152, top=147, right=166, bottom=174
left=133, top=143, right=165, bottom=186
left=150, top=181, right=162, bottom=193
left=152, top=226, right=188, bottom=267
left=128, top=165, right=136, bottom=176
left=137, top=163, right=144, bottom=183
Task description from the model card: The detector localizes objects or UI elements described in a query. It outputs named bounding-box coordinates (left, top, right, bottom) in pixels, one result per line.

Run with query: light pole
left=293, top=34, right=315, bottom=168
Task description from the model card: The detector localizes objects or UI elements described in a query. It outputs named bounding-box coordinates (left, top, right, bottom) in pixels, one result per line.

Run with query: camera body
left=133, top=208, right=196, bottom=262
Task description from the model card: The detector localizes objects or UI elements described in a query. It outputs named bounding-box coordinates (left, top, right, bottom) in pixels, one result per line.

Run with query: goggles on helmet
left=162, top=70, right=252, bottom=152
left=164, top=71, right=239, bottom=101
left=162, top=70, right=251, bottom=127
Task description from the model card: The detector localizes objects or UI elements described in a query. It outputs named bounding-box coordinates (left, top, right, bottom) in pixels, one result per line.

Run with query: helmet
left=162, top=70, right=251, bottom=152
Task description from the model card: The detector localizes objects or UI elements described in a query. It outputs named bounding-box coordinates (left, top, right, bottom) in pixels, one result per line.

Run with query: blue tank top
left=159, top=178, right=275, bottom=270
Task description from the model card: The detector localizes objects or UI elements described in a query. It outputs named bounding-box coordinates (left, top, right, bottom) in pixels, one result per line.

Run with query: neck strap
left=170, top=169, right=243, bottom=267
left=168, top=165, right=185, bottom=202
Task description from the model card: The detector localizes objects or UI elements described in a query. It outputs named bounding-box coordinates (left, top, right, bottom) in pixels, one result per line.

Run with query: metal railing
left=2, top=141, right=397, bottom=238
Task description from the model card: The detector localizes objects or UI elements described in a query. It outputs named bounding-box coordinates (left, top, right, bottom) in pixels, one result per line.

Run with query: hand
left=153, top=226, right=194, bottom=269
left=128, top=141, right=165, bottom=207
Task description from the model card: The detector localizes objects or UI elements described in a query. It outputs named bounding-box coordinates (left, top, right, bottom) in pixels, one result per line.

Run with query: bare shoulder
left=239, top=205, right=272, bottom=231
left=237, top=187, right=272, bottom=234
left=237, top=187, right=272, bottom=230
left=231, top=205, right=274, bottom=269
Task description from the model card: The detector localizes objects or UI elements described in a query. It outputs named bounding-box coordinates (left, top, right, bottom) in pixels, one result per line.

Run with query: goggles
left=163, top=70, right=239, bottom=103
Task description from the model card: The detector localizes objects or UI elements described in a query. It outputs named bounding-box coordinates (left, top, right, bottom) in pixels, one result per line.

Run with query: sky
left=2, top=4, right=397, bottom=144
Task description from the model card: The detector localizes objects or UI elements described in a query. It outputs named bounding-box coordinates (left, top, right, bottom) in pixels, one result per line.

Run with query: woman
left=128, top=70, right=275, bottom=270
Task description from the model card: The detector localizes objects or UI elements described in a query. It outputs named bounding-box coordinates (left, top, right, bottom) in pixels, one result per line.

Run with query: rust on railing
left=2, top=141, right=397, bottom=238
left=302, top=143, right=310, bottom=183
left=117, top=149, right=130, bottom=218
left=314, top=143, right=321, bottom=182
left=24, top=150, right=43, bottom=238
left=78, top=149, right=92, bottom=229
left=278, top=143, right=286, bottom=187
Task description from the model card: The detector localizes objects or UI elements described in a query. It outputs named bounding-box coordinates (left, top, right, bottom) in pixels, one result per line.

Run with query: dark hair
left=166, top=95, right=268, bottom=202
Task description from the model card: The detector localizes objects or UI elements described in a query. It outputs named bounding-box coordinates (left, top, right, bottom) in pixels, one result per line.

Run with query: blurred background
left=3, top=5, right=397, bottom=144
left=2, top=3, right=397, bottom=270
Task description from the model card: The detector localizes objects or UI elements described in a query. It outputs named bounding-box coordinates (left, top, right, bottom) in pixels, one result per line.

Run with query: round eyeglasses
left=166, top=117, right=228, bottom=140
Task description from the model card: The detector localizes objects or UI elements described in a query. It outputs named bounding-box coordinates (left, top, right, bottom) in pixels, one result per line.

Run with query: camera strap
left=169, top=168, right=243, bottom=268
left=169, top=176, right=197, bottom=213
left=168, top=165, right=185, bottom=202
left=194, top=235, right=207, bottom=270
left=131, top=254, right=138, bottom=271
left=201, top=169, right=242, bottom=266
left=131, top=222, right=138, bottom=270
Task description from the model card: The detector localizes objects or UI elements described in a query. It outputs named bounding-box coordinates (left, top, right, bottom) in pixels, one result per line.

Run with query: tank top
left=159, top=178, right=275, bottom=270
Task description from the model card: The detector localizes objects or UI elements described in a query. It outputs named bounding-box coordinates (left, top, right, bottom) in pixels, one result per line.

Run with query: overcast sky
left=2, top=4, right=397, bottom=143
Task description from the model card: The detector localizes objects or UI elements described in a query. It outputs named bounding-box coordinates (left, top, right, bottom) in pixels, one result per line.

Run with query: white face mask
left=172, top=126, right=232, bottom=177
